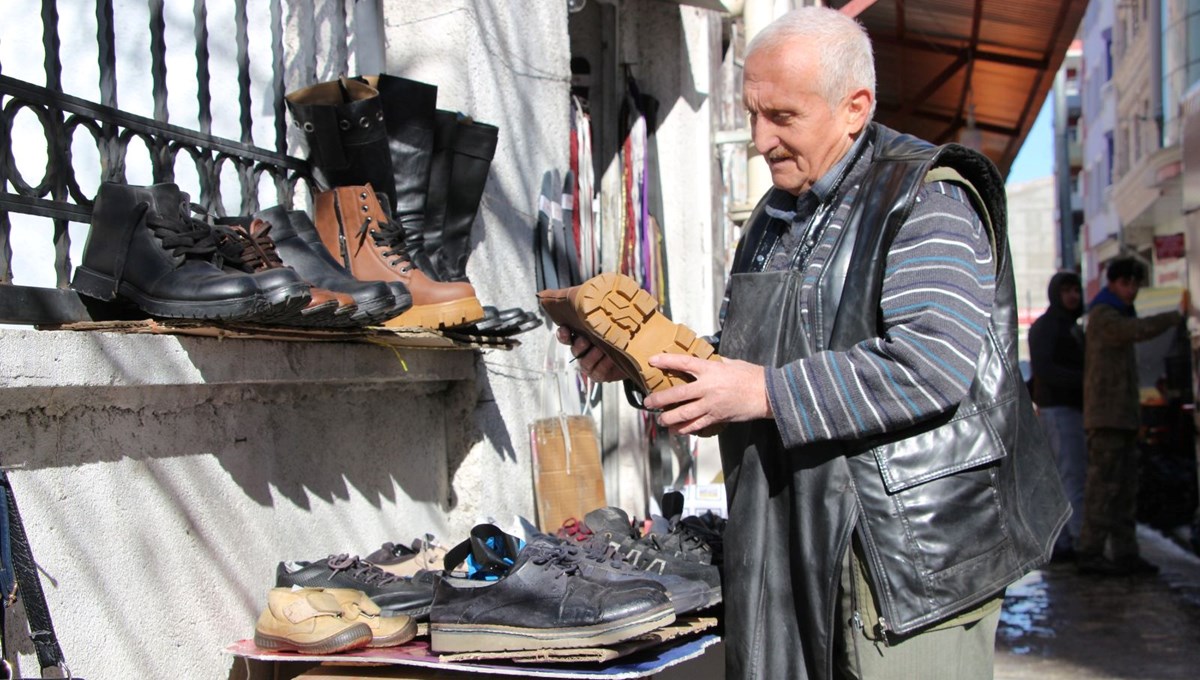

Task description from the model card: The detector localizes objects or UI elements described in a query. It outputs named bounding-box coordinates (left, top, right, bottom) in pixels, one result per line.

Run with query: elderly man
left=557, top=7, right=1066, bottom=679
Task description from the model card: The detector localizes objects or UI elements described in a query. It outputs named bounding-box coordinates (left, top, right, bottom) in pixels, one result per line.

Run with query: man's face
left=1059, top=283, right=1081, bottom=312
left=743, top=43, right=871, bottom=196
left=1111, top=276, right=1141, bottom=305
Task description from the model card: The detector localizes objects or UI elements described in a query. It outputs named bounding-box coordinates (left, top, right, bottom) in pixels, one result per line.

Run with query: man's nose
left=751, top=120, right=776, bottom=155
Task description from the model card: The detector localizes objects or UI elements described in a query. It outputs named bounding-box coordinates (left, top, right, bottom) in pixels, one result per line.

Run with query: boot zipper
left=332, top=191, right=351, bottom=268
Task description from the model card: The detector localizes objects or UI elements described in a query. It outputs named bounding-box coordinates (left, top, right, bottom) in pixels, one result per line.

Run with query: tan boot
left=313, top=184, right=484, bottom=329
left=538, top=272, right=720, bottom=395
left=253, top=587, right=373, bottom=654
left=325, top=588, right=418, bottom=648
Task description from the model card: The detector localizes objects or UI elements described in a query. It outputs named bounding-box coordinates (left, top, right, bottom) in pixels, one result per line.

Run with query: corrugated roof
left=835, top=0, right=1088, bottom=175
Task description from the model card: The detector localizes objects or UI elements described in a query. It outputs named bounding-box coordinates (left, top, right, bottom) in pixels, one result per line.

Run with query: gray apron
left=718, top=267, right=859, bottom=680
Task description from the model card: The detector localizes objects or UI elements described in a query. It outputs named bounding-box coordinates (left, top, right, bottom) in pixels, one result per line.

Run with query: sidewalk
left=995, top=525, right=1200, bottom=679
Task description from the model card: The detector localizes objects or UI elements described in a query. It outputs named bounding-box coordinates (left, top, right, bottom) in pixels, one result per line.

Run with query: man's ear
left=845, top=87, right=873, bottom=133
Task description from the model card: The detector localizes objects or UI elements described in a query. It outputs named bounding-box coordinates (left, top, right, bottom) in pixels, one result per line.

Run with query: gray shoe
left=430, top=524, right=675, bottom=653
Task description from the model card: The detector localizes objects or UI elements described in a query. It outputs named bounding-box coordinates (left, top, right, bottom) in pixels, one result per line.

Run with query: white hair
left=746, top=6, right=876, bottom=116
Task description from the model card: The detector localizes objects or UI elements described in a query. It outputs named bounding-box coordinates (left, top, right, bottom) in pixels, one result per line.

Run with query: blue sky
left=1006, top=99, right=1054, bottom=184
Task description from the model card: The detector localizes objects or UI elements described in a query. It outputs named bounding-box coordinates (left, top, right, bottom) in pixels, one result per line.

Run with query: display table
left=226, top=618, right=720, bottom=679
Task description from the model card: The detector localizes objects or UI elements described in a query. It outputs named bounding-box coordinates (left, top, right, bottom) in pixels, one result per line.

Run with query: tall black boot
left=435, top=118, right=498, bottom=283
left=358, top=75, right=439, bottom=275
left=285, top=78, right=394, bottom=206
left=422, top=110, right=462, bottom=281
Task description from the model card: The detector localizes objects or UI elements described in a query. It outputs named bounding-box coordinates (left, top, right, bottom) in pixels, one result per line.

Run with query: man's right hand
left=555, top=326, right=629, bottom=383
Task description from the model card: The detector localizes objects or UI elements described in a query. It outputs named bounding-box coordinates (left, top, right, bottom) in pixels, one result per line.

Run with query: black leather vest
left=731, top=123, right=1069, bottom=637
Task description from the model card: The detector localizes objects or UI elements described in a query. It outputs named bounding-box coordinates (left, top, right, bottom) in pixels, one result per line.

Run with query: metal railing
left=0, top=0, right=359, bottom=325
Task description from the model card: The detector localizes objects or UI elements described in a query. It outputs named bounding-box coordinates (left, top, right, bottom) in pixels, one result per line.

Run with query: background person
left=1078, top=257, right=1182, bottom=576
left=1029, top=271, right=1086, bottom=561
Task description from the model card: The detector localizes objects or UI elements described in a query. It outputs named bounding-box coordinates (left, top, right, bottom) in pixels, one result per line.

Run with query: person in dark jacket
left=1078, top=257, right=1181, bottom=575
left=555, top=7, right=1066, bottom=679
left=1029, top=271, right=1086, bottom=559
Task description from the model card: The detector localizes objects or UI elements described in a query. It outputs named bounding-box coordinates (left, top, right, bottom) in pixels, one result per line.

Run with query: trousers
left=1039, top=406, right=1087, bottom=547
left=1077, top=427, right=1141, bottom=559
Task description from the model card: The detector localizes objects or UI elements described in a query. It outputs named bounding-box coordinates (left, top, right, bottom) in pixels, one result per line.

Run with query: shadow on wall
left=0, top=379, right=483, bottom=512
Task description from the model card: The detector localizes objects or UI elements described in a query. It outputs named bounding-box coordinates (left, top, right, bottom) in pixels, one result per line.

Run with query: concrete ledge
left=0, top=328, right=478, bottom=388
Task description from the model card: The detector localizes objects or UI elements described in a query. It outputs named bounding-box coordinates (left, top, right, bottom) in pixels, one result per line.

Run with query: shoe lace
left=325, top=554, right=401, bottom=586
left=355, top=213, right=414, bottom=273
left=215, top=218, right=286, bottom=273
left=143, top=200, right=223, bottom=260
left=527, top=545, right=582, bottom=579
left=559, top=517, right=593, bottom=543
left=667, top=519, right=712, bottom=556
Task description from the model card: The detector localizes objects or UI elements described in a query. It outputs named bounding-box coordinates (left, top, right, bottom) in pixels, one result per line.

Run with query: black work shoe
left=559, top=507, right=722, bottom=593
left=1115, top=555, right=1160, bottom=576
left=430, top=524, right=675, bottom=653
left=524, top=533, right=719, bottom=615
left=1076, top=553, right=1127, bottom=577
left=276, top=554, right=435, bottom=620
left=72, top=182, right=309, bottom=321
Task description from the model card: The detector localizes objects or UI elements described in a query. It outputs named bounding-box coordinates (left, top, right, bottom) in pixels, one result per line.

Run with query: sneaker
left=253, top=587, right=373, bottom=654
left=365, top=537, right=448, bottom=578
left=646, top=492, right=715, bottom=566
left=523, top=533, right=719, bottom=615
left=560, top=507, right=722, bottom=594
left=430, top=524, right=676, bottom=653
left=324, top=588, right=418, bottom=648
left=276, top=554, right=436, bottom=620
left=537, top=272, right=719, bottom=396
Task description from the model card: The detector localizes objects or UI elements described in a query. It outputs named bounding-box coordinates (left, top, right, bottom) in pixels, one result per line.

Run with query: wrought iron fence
left=0, top=0, right=359, bottom=325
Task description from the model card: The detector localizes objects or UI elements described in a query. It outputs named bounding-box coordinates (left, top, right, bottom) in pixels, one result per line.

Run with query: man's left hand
left=641, top=354, right=772, bottom=435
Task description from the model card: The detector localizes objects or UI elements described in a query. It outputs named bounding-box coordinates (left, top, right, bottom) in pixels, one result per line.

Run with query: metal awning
left=832, top=0, right=1089, bottom=177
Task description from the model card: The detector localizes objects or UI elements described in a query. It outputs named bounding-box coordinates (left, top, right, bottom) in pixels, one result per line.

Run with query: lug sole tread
left=572, top=273, right=718, bottom=394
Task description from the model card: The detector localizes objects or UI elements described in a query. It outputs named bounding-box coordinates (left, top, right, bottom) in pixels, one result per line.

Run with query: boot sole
left=72, top=266, right=310, bottom=323
left=381, top=296, right=485, bottom=330
left=366, top=616, right=419, bottom=648
left=572, top=273, right=718, bottom=393
left=253, top=623, right=374, bottom=655
left=429, top=603, right=675, bottom=653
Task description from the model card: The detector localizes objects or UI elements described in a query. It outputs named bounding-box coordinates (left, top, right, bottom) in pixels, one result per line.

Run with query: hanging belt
left=1, top=470, right=75, bottom=678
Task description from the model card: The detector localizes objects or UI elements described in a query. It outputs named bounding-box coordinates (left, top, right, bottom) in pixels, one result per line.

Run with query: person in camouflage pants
left=1079, top=257, right=1182, bottom=576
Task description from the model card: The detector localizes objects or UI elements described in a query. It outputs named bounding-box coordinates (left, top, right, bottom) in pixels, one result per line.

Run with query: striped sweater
left=754, top=149, right=995, bottom=449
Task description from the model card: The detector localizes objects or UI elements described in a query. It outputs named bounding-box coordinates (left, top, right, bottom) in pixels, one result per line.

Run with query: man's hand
left=554, top=326, right=629, bottom=382
left=642, top=354, right=772, bottom=435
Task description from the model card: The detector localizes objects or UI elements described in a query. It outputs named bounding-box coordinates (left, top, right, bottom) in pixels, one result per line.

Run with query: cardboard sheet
left=43, top=318, right=518, bottom=350
left=225, top=617, right=718, bottom=679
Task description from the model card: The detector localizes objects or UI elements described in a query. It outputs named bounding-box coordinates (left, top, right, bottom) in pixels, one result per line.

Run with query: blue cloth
left=1089, top=286, right=1135, bottom=316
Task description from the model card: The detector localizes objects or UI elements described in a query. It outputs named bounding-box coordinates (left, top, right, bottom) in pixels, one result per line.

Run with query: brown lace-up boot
left=313, top=184, right=484, bottom=329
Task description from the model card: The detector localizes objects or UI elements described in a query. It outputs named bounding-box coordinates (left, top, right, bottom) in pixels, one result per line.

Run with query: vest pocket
left=869, top=396, right=1014, bottom=494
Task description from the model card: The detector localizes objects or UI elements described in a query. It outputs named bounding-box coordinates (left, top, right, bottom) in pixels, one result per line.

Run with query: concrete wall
left=0, top=0, right=730, bottom=676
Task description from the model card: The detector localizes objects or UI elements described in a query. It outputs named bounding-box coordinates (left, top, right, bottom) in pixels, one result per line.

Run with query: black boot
left=285, top=78, right=394, bottom=205
left=429, top=117, right=499, bottom=283
left=257, top=205, right=411, bottom=324
left=71, top=182, right=309, bottom=321
left=421, top=110, right=462, bottom=281
left=358, top=75, right=439, bottom=275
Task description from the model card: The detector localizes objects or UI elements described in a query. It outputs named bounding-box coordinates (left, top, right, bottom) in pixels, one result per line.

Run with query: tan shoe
left=313, top=184, right=484, bottom=329
left=538, top=272, right=720, bottom=395
left=325, top=588, right=418, bottom=647
left=365, top=539, right=448, bottom=578
left=253, top=587, right=373, bottom=654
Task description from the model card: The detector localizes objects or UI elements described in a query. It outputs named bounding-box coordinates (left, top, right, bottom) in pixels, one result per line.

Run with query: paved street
left=996, top=526, right=1200, bottom=679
